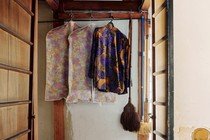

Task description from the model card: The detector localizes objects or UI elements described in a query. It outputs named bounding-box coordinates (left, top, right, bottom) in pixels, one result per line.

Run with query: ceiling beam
left=63, top=1, right=143, bottom=11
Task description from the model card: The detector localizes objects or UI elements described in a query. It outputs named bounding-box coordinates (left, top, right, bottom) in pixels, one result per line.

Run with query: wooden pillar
left=54, top=100, right=65, bottom=140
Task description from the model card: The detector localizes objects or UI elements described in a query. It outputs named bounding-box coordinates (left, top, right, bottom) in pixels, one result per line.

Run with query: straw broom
left=120, top=17, right=140, bottom=132
left=138, top=15, right=151, bottom=135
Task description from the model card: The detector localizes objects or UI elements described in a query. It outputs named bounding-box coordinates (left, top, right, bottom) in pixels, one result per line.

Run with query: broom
left=138, top=15, right=151, bottom=135
left=120, top=17, right=140, bottom=132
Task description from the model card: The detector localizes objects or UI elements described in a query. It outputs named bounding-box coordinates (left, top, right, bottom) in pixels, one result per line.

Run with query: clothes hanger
left=108, top=13, right=114, bottom=27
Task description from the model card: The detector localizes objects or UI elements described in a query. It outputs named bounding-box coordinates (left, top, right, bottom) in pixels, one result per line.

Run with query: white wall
left=174, top=0, right=210, bottom=139
left=65, top=20, right=139, bottom=140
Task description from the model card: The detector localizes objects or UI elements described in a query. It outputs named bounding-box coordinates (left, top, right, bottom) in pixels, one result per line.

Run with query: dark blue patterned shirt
left=88, top=23, right=130, bottom=94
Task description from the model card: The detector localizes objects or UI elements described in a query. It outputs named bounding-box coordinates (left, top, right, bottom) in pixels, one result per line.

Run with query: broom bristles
left=138, top=120, right=152, bottom=135
left=120, top=102, right=140, bottom=132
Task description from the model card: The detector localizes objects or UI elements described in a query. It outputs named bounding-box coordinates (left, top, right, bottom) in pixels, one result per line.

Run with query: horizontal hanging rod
left=39, top=18, right=138, bottom=23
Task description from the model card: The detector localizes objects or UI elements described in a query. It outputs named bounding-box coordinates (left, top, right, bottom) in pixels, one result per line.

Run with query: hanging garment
left=66, top=23, right=116, bottom=103
left=94, top=90, right=116, bottom=103
left=45, top=21, right=80, bottom=101
left=88, top=23, right=130, bottom=94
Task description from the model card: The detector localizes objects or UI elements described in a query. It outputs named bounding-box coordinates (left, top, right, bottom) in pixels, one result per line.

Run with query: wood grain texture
left=19, top=0, right=32, bottom=10
left=33, top=0, right=39, bottom=139
left=54, top=100, right=65, bottom=140
left=0, top=0, right=34, bottom=139
left=9, top=36, right=30, bottom=70
left=0, top=107, right=9, bottom=139
left=18, top=7, right=32, bottom=41
left=0, top=0, right=9, bottom=26
left=0, top=29, right=9, bottom=64
left=0, top=70, right=8, bottom=102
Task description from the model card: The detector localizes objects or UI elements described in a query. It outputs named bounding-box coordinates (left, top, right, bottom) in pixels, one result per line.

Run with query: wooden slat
left=0, top=63, right=32, bottom=74
left=0, top=23, right=33, bottom=46
left=4, top=129, right=31, bottom=140
left=152, top=35, right=167, bottom=47
left=153, top=69, right=167, bottom=76
left=14, top=0, right=34, bottom=16
left=153, top=130, right=167, bottom=139
left=152, top=1, right=166, bottom=18
left=0, top=100, right=31, bottom=107
left=57, top=12, right=143, bottom=20
left=153, top=101, right=166, bottom=106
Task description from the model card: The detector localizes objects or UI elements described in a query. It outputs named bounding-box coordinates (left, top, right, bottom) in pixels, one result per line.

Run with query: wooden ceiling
left=46, top=0, right=145, bottom=12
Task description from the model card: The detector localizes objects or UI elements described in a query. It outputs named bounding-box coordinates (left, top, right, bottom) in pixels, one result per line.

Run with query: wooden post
left=54, top=100, right=65, bottom=140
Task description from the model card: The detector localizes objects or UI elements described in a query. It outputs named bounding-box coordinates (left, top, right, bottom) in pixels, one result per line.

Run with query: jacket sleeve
left=88, top=28, right=98, bottom=78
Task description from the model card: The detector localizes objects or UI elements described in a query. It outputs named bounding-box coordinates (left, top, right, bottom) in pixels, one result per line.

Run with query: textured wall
left=174, top=0, right=210, bottom=139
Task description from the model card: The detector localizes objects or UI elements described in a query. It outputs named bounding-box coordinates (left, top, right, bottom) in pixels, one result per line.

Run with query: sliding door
left=0, top=0, right=37, bottom=139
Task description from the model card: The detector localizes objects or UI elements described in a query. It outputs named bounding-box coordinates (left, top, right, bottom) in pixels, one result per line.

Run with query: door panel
left=154, top=8, right=166, bottom=42
left=156, top=105, right=166, bottom=134
left=8, top=72, right=29, bottom=101
left=155, top=42, right=166, bottom=71
left=0, top=0, right=36, bottom=139
left=9, top=36, right=30, bottom=70
left=0, top=108, right=8, bottom=139
left=155, top=74, right=167, bottom=102
left=0, top=70, right=8, bottom=102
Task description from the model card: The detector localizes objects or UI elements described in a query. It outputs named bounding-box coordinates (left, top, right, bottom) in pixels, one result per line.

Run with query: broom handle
left=128, top=17, right=132, bottom=102
left=141, top=16, right=145, bottom=121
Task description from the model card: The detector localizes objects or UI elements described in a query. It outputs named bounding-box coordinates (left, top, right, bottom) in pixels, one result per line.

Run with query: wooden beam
left=57, top=12, right=143, bottom=20
left=63, top=1, right=142, bottom=11
left=33, top=0, right=39, bottom=140
left=46, top=0, right=59, bottom=11
left=54, top=100, right=65, bottom=140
